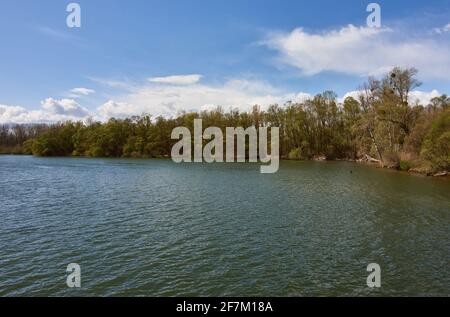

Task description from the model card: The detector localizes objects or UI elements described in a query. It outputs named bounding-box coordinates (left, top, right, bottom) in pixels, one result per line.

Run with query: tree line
left=1, top=67, right=448, bottom=174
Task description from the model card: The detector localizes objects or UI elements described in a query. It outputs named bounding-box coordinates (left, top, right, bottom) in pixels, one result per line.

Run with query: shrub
left=399, top=160, right=414, bottom=171
left=288, top=148, right=301, bottom=160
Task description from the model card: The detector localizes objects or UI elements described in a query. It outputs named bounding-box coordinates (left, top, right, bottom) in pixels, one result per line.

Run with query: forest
left=1, top=67, right=449, bottom=175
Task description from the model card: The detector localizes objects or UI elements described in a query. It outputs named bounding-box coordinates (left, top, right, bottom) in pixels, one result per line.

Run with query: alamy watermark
left=66, top=263, right=81, bottom=288
left=65, top=3, right=379, bottom=29
left=367, top=263, right=381, bottom=288
left=366, top=3, right=381, bottom=28
left=171, top=119, right=279, bottom=173
left=66, top=3, right=81, bottom=28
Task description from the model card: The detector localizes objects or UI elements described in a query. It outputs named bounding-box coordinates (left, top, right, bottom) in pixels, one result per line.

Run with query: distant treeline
left=1, top=67, right=449, bottom=173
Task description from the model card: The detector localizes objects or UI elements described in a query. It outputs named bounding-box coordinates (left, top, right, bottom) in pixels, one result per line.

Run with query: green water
left=0, top=155, right=449, bottom=296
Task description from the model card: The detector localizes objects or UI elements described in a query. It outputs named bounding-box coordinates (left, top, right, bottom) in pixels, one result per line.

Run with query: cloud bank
left=97, top=78, right=312, bottom=119
left=1, top=84, right=442, bottom=124
left=0, top=98, right=91, bottom=124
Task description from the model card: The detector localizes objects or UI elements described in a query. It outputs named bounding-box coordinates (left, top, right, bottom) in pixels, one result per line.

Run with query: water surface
left=0, top=156, right=449, bottom=296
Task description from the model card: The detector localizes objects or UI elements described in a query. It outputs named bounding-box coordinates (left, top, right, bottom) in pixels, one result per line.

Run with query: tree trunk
left=367, top=127, right=383, bottom=166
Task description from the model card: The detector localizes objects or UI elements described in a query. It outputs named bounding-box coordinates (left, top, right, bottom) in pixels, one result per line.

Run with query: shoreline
left=1, top=153, right=448, bottom=178
left=289, top=157, right=449, bottom=178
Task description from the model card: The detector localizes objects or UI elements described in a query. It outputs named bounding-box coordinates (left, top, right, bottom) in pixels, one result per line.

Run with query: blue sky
left=0, top=0, right=449, bottom=122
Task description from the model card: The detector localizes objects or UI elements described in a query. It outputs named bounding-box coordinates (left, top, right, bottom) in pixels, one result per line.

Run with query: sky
left=0, top=0, right=450, bottom=123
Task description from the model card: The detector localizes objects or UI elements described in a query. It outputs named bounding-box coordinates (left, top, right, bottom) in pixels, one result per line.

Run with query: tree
left=420, top=109, right=450, bottom=171
left=430, top=94, right=450, bottom=110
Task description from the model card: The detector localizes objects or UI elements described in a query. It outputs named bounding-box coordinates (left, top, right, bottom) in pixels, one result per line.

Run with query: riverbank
left=357, top=161, right=448, bottom=178
left=0, top=146, right=29, bottom=155
left=286, top=154, right=449, bottom=178
left=2, top=151, right=448, bottom=178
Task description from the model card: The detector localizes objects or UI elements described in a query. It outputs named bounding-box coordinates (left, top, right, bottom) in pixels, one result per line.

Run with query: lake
left=0, top=155, right=449, bottom=296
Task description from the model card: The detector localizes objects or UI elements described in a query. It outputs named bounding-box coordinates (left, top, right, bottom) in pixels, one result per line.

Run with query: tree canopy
left=1, top=67, right=448, bottom=174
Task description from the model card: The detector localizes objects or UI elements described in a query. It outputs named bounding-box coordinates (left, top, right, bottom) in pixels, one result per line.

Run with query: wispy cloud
left=148, top=74, right=203, bottom=85
left=37, top=26, right=87, bottom=48
left=433, top=23, right=450, bottom=34
left=263, top=24, right=450, bottom=79
left=68, top=87, right=96, bottom=98
left=88, top=77, right=135, bottom=90
left=38, top=26, right=82, bottom=41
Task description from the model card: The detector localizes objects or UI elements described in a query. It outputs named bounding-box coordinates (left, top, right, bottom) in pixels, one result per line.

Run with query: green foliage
left=288, top=148, right=301, bottom=160
left=29, top=123, right=76, bottom=156
left=399, top=160, right=414, bottom=171
left=421, top=109, right=450, bottom=171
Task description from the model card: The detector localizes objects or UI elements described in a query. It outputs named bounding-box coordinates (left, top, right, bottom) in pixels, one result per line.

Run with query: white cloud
left=433, top=23, right=450, bottom=34
left=0, top=98, right=91, bottom=124
left=338, top=90, right=363, bottom=104
left=97, top=100, right=141, bottom=119
left=263, top=24, right=450, bottom=79
left=148, top=74, right=203, bottom=85
left=41, top=98, right=90, bottom=117
left=69, top=87, right=95, bottom=98
left=0, top=105, right=30, bottom=123
left=409, top=89, right=441, bottom=106
left=338, top=89, right=441, bottom=106
left=97, top=78, right=312, bottom=119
